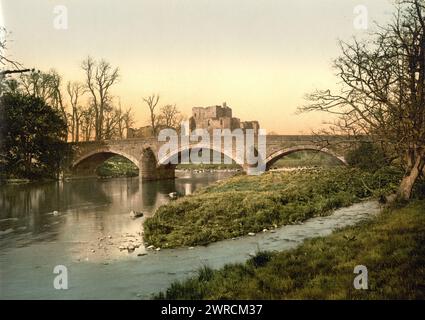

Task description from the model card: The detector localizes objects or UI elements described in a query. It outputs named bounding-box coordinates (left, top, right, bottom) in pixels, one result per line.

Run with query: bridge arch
left=265, top=145, right=347, bottom=170
left=157, top=144, right=245, bottom=169
left=70, top=147, right=140, bottom=177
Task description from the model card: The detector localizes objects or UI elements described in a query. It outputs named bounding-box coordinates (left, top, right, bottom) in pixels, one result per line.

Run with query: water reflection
left=0, top=171, right=234, bottom=258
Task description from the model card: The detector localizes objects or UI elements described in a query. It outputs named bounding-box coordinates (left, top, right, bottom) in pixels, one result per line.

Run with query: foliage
left=0, top=92, right=67, bottom=179
left=272, top=150, right=343, bottom=168
left=155, top=200, right=425, bottom=299
left=143, top=168, right=402, bottom=248
left=96, top=155, right=139, bottom=177
left=346, top=142, right=388, bottom=172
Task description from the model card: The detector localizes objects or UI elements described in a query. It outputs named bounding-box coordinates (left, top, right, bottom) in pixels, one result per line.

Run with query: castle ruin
left=189, top=102, right=259, bottom=135
left=127, top=102, right=259, bottom=138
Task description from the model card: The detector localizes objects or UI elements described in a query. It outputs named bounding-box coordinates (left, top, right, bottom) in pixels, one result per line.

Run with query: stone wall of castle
left=189, top=103, right=259, bottom=134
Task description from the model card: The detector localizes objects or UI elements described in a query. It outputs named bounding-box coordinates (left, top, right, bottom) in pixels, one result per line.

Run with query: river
left=0, top=171, right=381, bottom=299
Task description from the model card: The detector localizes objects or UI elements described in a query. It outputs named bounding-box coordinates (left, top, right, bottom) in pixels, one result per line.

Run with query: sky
left=1, top=0, right=395, bottom=134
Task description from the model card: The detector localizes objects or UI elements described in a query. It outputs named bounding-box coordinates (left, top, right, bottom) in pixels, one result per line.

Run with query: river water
left=0, top=172, right=381, bottom=299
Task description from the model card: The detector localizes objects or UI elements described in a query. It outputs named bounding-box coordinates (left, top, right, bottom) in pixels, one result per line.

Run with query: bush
left=0, top=92, right=68, bottom=179
left=346, top=142, right=388, bottom=172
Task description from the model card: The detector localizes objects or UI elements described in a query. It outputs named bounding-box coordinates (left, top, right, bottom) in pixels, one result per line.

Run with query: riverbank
left=155, top=200, right=425, bottom=299
left=143, top=167, right=402, bottom=248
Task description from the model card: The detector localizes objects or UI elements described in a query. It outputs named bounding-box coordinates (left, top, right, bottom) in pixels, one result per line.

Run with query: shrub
left=346, top=142, right=388, bottom=172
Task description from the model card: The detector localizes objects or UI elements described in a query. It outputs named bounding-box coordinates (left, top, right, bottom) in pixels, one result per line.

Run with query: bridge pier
left=139, top=148, right=176, bottom=181
left=139, top=164, right=175, bottom=181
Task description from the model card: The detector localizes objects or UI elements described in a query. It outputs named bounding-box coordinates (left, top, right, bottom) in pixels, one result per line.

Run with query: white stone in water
left=147, top=245, right=155, bottom=250
left=52, top=211, right=59, bottom=216
left=248, top=232, right=256, bottom=236
left=155, top=247, right=161, bottom=251
left=129, top=210, right=143, bottom=219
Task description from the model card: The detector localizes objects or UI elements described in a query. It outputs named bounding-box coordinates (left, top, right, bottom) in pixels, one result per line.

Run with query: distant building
left=189, top=102, right=259, bottom=134
left=127, top=102, right=260, bottom=138
left=126, top=126, right=153, bottom=139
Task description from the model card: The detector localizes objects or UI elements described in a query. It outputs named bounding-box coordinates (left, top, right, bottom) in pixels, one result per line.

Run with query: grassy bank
left=144, top=167, right=401, bottom=248
left=271, top=150, right=343, bottom=168
left=155, top=200, right=425, bottom=299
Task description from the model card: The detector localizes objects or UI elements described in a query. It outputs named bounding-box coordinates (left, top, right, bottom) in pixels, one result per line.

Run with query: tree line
left=0, top=26, right=185, bottom=179
left=1, top=57, right=134, bottom=142
left=1, top=53, right=185, bottom=143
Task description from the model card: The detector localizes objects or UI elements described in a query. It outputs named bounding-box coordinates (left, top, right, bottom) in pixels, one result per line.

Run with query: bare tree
left=0, top=27, right=31, bottom=77
left=66, top=81, right=85, bottom=142
left=157, top=104, right=185, bottom=132
left=79, top=104, right=96, bottom=141
left=116, top=106, right=135, bottom=139
left=300, top=0, right=425, bottom=200
left=143, top=94, right=160, bottom=135
left=103, top=103, right=121, bottom=140
left=82, top=57, right=119, bottom=141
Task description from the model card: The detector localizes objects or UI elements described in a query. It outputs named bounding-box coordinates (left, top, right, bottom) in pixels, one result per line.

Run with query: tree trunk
left=397, top=155, right=424, bottom=201
left=75, top=118, right=79, bottom=143
left=71, top=108, right=76, bottom=142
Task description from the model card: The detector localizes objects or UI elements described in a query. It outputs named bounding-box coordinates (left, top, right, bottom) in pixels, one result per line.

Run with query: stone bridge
left=65, top=135, right=350, bottom=180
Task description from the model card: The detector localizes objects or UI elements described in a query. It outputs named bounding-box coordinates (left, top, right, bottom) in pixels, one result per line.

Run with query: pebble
left=248, top=232, right=256, bottom=236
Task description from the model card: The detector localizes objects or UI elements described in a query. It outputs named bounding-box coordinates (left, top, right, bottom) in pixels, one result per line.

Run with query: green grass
left=143, top=167, right=402, bottom=248
left=271, top=150, right=343, bottom=168
left=155, top=200, right=425, bottom=299
left=96, top=156, right=139, bottom=177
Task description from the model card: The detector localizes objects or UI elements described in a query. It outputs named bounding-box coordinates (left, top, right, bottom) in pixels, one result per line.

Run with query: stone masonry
left=189, top=102, right=260, bottom=135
